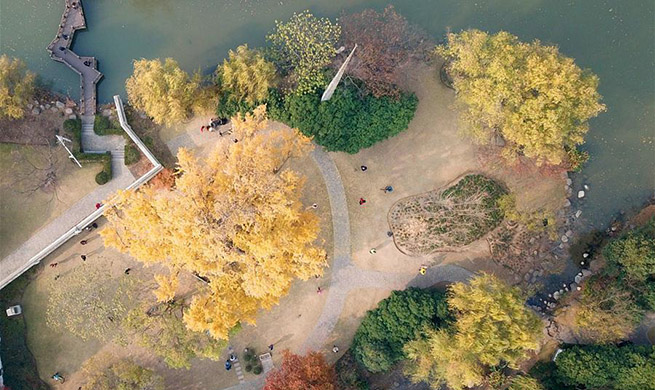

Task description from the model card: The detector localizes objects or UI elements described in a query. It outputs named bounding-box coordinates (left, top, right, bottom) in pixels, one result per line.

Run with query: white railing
left=0, top=96, right=163, bottom=290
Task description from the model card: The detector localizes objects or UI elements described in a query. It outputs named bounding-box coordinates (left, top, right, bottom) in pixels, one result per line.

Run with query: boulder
left=45, top=104, right=51, bottom=109
left=566, top=178, right=573, bottom=186
left=68, top=114, right=76, bottom=120
left=570, top=282, right=578, bottom=291
left=64, top=108, right=73, bottom=115
left=27, top=103, right=33, bottom=110
left=581, top=269, right=592, bottom=278
left=566, top=230, right=574, bottom=237
left=55, top=101, right=65, bottom=109
left=578, top=190, right=585, bottom=199
left=584, top=184, right=590, bottom=190
left=31, top=108, right=40, bottom=115
left=50, top=107, right=58, bottom=113
left=553, top=291, right=561, bottom=300
left=575, top=274, right=582, bottom=284
left=575, top=210, right=582, bottom=218
left=39, top=105, right=45, bottom=111
left=564, top=199, right=571, bottom=207
left=561, top=235, right=569, bottom=243
left=102, top=109, right=111, bottom=117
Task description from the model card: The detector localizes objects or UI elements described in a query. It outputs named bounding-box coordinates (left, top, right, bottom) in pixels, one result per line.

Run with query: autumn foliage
left=437, top=30, right=605, bottom=166
left=101, top=106, right=327, bottom=339
left=340, top=6, right=430, bottom=97
left=264, top=351, right=336, bottom=390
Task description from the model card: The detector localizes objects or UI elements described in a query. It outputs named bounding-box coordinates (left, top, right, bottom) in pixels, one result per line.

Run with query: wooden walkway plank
left=46, top=0, right=102, bottom=116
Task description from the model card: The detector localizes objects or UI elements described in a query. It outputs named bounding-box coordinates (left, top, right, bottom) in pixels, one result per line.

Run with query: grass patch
left=389, top=174, right=506, bottom=255
left=0, top=268, right=50, bottom=390
left=124, top=143, right=140, bottom=166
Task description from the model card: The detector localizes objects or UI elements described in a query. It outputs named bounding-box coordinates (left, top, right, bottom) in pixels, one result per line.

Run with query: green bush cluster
left=242, top=347, right=264, bottom=375
left=442, top=174, right=507, bottom=228
left=216, top=89, right=257, bottom=120
left=532, top=344, right=655, bottom=390
left=125, top=143, right=141, bottom=165
left=351, top=288, right=450, bottom=372
left=94, top=114, right=123, bottom=135
left=268, top=85, right=418, bottom=153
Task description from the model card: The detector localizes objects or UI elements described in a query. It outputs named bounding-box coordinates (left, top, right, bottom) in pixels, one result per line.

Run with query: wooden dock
left=46, top=0, right=102, bottom=116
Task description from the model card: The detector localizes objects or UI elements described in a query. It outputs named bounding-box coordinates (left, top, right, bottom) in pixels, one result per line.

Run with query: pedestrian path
left=228, top=346, right=246, bottom=384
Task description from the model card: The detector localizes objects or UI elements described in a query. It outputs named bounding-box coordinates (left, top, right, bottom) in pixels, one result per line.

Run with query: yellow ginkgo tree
left=102, top=106, right=326, bottom=339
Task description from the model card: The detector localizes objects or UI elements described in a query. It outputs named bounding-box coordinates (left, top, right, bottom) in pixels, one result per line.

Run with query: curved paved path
left=301, top=147, right=472, bottom=352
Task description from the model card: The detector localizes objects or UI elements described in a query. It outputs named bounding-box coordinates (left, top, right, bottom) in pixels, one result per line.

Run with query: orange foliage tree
left=101, top=106, right=327, bottom=339
left=264, top=351, right=336, bottom=390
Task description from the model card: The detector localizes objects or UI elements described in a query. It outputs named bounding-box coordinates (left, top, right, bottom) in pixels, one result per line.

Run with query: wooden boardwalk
left=46, top=0, right=102, bottom=116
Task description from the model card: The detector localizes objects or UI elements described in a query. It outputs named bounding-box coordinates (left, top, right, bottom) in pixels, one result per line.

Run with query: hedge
left=125, top=143, right=140, bottom=165
left=268, top=85, right=418, bottom=153
left=94, top=115, right=123, bottom=136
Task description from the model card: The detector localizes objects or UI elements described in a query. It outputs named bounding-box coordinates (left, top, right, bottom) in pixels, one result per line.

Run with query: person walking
left=381, top=185, right=393, bottom=193
left=80, top=240, right=87, bottom=245
left=359, top=198, right=366, bottom=205
left=124, top=268, right=131, bottom=275
left=317, top=287, right=323, bottom=294
left=81, top=254, right=87, bottom=261
left=360, top=165, right=368, bottom=172
left=332, top=345, right=339, bottom=353
left=50, top=263, right=58, bottom=268
left=369, top=248, right=377, bottom=254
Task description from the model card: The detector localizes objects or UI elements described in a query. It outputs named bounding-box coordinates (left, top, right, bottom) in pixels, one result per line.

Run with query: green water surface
left=1, top=0, right=653, bottom=227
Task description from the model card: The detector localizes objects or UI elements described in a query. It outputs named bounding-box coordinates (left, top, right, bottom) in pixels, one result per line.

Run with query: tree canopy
left=352, top=288, right=450, bottom=372
left=571, top=276, right=643, bottom=343
left=264, top=351, right=336, bottom=390
left=123, top=301, right=226, bottom=369
left=554, top=344, right=655, bottom=390
left=126, top=58, right=200, bottom=126
left=268, top=84, right=417, bottom=153
left=340, top=5, right=429, bottom=97
left=404, top=274, right=543, bottom=389
left=603, top=220, right=655, bottom=284
left=267, top=10, right=341, bottom=95
left=218, top=44, right=276, bottom=105
left=101, top=107, right=326, bottom=339
left=0, top=54, right=36, bottom=120
left=437, top=30, right=605, bottom=166
left=82, top=355, right=164, bottom=390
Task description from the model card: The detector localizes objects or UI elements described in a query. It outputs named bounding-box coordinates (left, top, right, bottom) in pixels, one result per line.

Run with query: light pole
left=55, top=134, right=82, bottom=168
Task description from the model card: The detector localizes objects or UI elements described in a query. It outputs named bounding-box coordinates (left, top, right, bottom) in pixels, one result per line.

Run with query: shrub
left=75, top=151, right=112, bottom=185
left=352, top=288, right=450, bottom=372
left=245, top=364, right=252, bottom=372
left=94, top=115, right=123, bottom=136
left=603, top=220, right=655, bottom=284
left=64, top=118, right=82, bottom=152
left=125, top=143, right=140, bottom=165
left=252, top=365, right=263, bottom=375
left=268, top=85, right=418, bottom=153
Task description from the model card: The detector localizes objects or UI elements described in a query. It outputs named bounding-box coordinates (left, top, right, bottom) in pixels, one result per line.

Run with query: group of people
left=201, top=117, right=231, bottom=135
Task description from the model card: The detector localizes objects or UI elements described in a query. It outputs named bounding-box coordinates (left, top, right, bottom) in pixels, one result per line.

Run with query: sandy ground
left=0, top=143, right=101, bottom=258
left=333, top=62, right=565, bottom=277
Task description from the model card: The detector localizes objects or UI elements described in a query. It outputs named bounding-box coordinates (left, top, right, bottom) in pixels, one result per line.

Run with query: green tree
left=267, top=10, right=341, bottom=94
left=268, top=84, right=417, bottom=153
left=219, top=44, right=276, bottom=105
left=0, top=54, right=36, bottom=120
left=82, top=354, right=164, bottom=390
left=437, top=30, right=605, bottom=166
left=554, top=344, right=655, bottom=390
left=126, top=58, right=200, bottom=126
left=603, top=220, right=655, bottom=283
left=123, top=301, right=227, bottom=369
left=352, top=288, right=449, bottom=372
left=404, top=274, right=543, bottom=389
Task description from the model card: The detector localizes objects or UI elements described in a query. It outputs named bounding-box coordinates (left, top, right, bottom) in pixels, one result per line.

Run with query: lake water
left=1, top=0, right=653, bottom=228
